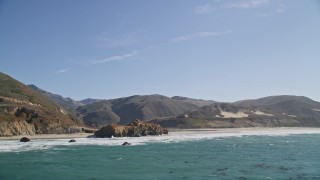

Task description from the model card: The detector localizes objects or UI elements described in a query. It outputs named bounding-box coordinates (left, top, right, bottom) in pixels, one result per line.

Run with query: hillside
left=171, top=96, right=216, bottom=107
left=76, top=95, right=215, bottom=127
left=234, top=95, right=320, bottom=107
left=28, top=84, right=84, bottom=111
left=80, top=98, right=104, bottom=105
left=17, top=80, right=320, bottom=129
left=0, top=72, right=83, bottom=136
left=28, top=85, right=104, bottom=112
left=152, top=96, right=320, bottom=128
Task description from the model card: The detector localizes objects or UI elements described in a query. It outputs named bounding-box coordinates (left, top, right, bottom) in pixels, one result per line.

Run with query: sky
left=1, top=0, right=320, bottom=102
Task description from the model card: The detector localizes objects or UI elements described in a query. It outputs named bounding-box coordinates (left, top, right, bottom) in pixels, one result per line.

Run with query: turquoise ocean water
left=0, top=134, right=320, bottom=179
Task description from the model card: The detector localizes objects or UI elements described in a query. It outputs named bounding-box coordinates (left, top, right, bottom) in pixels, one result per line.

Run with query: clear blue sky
left=1, top=0, right=320, bottom=102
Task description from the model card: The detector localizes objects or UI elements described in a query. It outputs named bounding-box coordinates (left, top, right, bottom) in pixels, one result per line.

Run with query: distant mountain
left=76, top=100, right=119, bottom=128
left=80, top=98, right=104, bottom=105
left=5, top=71, right=320, bottom=131
left=0, top=72, right=83, bottom=136
left=152, top=96, right=320, bottom=128
left=76, top=95, right=215, bottom=127
left=235, top=95, right=320, bottom=124
left=28, top=85, right=104, bottom=113
left=28, top=84, right=84, bottom=111
left=171, top=96, right=216, bottom=107
left=234, top=95, right=319, bottom=107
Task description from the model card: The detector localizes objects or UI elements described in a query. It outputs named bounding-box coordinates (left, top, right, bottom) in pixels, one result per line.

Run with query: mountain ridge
left=28, top=84, right=104, bottom=113
left=76, top=94, right=216, bottom=127
left=152, top=96, right=320, bottom=128
left=3, top=72, right=320, bottom=131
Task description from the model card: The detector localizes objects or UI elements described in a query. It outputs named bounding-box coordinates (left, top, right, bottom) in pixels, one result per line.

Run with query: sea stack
left=94, top=119, right=169, bottom=138
left=122, top=142, right=131, bottom=146
left=20, top=137, right=30, bottom=142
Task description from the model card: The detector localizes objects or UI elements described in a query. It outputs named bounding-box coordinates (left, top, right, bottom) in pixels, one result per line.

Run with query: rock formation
left=20, top=137, right=30, bottom=142
left=122, top=142, right=131, bottom=146
left=94, top=119, right=169, bottom=138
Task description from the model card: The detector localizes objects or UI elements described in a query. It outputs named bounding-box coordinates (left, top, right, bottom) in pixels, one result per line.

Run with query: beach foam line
left=1, top=128, right=320, bottom=152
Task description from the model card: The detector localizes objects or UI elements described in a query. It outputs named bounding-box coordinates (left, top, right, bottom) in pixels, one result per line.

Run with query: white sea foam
left=1, top=128, right=320, bottom=152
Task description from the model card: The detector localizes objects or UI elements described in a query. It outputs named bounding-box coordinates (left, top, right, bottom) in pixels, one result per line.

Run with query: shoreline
left=1, top=127, right=320, bottom=141
left=0, top=133, right=93, bottom=141
left=170, top=127, right=320, bottom=134
left=169, top=127, right=320, bottom=133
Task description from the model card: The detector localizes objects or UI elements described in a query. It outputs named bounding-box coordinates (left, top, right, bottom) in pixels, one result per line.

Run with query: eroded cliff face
left=0, top=103, right=83, bottom=136
left=0, top=120, right=36, bottom=136
left=0, top=120, right=83, bottom=136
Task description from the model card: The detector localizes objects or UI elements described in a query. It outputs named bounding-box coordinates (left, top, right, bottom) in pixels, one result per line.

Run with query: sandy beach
left=1, top=127, right=320, bottom=141
left=169, top=127, right=320, bottom=136
left=0, top=133, right=93, bottom=141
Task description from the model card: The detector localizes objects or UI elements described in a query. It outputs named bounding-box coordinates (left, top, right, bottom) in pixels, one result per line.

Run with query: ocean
left=0, top=131, right=320, bottom=179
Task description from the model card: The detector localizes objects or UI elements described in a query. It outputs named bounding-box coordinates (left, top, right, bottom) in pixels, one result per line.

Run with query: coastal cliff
left=0, top=72, right=83, bottom=136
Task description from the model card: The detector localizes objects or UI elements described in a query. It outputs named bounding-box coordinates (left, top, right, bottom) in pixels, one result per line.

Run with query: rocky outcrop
left=0, top=119, right=84, bottom=136
left=20, top=137, right=30, bottom=142
left=122, top=142, right=131, bottom=146
left=0, top=120, right=36, bottom=136
left=82, top=128, right=96, bottom=133
left=94, top=119, right=169, bottom=138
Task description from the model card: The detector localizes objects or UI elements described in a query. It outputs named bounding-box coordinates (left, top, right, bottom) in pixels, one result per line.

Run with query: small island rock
left=122, top=142, right=131, bottom=146
left=69, top=139, right=76, bottom=143
left=94, top=119, right=169, bottom=138
left=20, top=137, right=30, bottom=142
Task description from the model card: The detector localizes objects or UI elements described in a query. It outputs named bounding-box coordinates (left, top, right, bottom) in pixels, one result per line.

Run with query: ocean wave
left=1, top=129, right=320, bottom=152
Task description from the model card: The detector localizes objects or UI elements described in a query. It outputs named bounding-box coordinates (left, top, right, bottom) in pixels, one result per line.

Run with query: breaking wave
left=1, top=128, right=320, bottom=152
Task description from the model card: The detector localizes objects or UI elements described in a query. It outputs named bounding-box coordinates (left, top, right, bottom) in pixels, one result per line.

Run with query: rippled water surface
left=0, top=133, right=320, bottom=179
